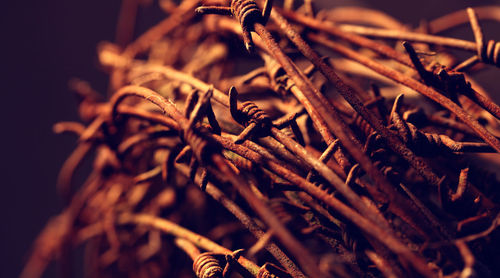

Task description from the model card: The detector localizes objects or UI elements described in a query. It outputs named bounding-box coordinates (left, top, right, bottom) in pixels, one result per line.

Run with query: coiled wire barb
left=390, top=94, right=494, bottom=155
left=229, top=86, right=272, bottom=143
left=240, top=102, right=271, bottom=127
left=182, top=124, right=220, bottom=163
left=196, top=0, right=274, bottom=51
left=193, top=253, right=224, bottom=278
left=468, top=7, right=500, bottom=67
left=480, top=40, right=500, bottom=67
left=192, top=250, right=244, bottom=278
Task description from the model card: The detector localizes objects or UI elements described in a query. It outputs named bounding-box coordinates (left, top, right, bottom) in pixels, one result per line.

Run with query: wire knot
left=196, top=0, right=274, bottom=52
left=478, top=39, right=500, bottom=67
left=193, top=252, right=224, bottom=278
left=182, top=126, right=219, bottom=164
left=229, top=86, right=272, bottom=143
left=239, top=101, right=272, bottom=128
left=467, top=7, right=500, bottom=67
left=192, top=249, right=244, bottom=278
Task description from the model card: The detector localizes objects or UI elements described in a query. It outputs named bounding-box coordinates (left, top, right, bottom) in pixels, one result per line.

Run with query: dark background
left=1, top=0, right=499, bottom=277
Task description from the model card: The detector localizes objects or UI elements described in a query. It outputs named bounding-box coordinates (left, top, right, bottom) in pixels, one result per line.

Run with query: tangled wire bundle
left=23, top=1, right=500, bottom=277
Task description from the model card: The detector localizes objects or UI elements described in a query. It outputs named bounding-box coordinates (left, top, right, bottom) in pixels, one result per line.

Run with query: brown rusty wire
left=25, top=2, right=500, bottom=278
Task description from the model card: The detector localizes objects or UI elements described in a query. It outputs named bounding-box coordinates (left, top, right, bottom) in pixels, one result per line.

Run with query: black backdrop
left=2, top=0, right=499, bottom=277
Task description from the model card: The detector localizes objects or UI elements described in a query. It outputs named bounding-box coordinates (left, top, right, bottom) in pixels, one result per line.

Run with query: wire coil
left=240, top=101, right=272, bottom=128
left=182, top=126, right=219, bottom=163
left=231, top=0, right=263, bottom=27
left=193, top=253, right=224, bottom=278
left=478, top=39, right=500, bottom=67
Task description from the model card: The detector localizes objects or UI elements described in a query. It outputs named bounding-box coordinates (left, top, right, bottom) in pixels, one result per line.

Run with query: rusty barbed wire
left=22, top=1, right=500, bottom=278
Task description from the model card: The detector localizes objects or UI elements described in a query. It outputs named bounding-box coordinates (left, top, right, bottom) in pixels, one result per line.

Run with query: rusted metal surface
left=23, top=2, right=500, bottom=278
